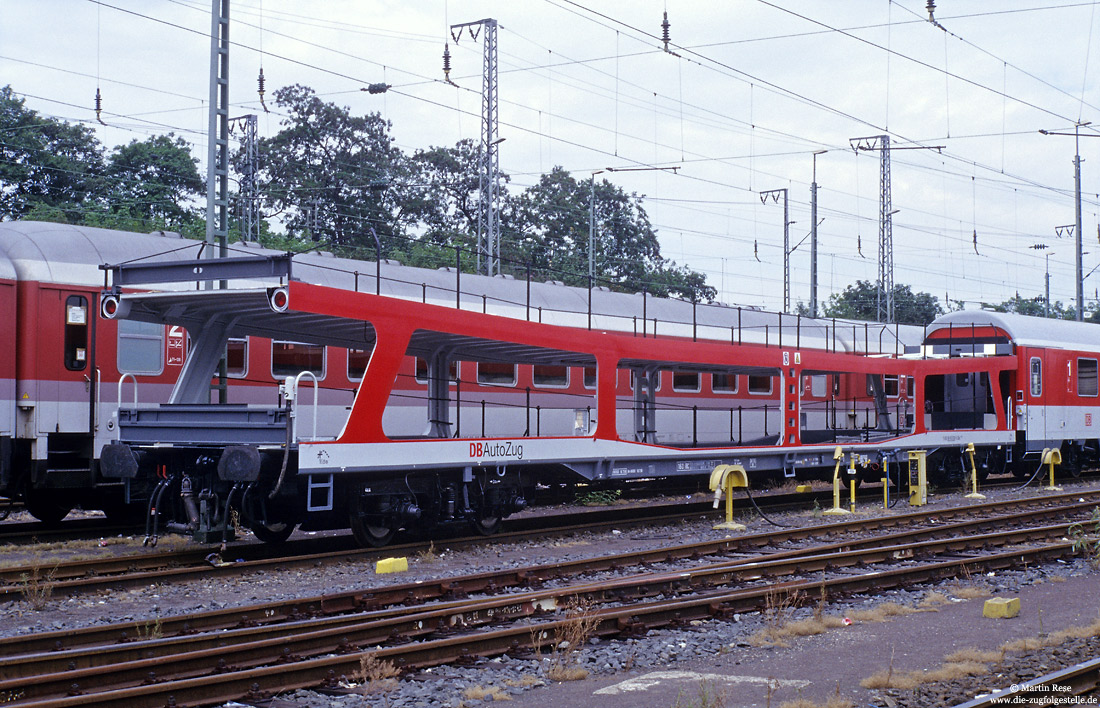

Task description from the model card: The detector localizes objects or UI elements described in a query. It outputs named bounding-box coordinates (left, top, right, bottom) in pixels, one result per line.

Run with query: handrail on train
left=292, top=371, right=319, bottom=442
left=118, top=372, right=138, bottom=410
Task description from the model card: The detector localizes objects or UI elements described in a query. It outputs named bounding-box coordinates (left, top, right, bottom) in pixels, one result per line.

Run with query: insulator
left=257, top=67, right=269, bottom=113
left=926, top=0, right=936, bottom=21
left=366, top=83, right=390, bottom=95
left=94, top=87, right=105, bottom=125
left=443, top=43, right=452, bottom=81
left=661, top=11, right=671, bottom=50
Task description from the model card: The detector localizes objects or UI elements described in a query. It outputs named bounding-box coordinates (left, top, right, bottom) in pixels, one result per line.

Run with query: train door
left=1026, top=353, right=1046, bottom=445
left=36, top=288, right=95, bottom=439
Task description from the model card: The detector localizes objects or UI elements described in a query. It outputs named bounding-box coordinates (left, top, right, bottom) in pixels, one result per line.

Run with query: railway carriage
left=96, top=245, right=1014, bottom=546
left=923, top=311, right=1100, bottom=478
left=2, top=221, right=917, bottom=530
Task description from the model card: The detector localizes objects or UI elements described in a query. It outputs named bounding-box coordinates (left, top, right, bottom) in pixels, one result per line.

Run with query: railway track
left=0, top=493, right=1095, bottom=707
left=955, top=656, right=1100, bottom=707
left=1, top=485, right=1096, bottom=604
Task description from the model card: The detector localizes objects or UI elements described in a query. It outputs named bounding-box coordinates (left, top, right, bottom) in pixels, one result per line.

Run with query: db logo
left=1086, top=413, right=1093, bottom=427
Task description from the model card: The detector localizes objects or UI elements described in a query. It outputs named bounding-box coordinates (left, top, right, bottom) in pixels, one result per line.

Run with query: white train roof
left=3, top=220, right=920, bottom=355
left=929, top=310, right=1100, bottom=352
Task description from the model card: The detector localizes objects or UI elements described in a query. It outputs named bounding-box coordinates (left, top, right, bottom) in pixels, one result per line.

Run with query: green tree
left=247, top=85, right=408, bottom=252
left=980, top=293, right=1072, bottom=319
left=822, top=280, right=942, bottom=325
left=101, top=134, right=203, bottom=227
left=505, top=166, right=714, bottom=301
left=0, top=85, right=104, bottom=222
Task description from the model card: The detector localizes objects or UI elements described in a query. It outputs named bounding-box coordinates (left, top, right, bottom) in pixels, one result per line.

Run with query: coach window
left=533, top=364, right=569, bottom=388
left=117, top=319, right=164, bottom=375
left=1030, top=357, right=1042, bottom=397
left=747, top=374, right=773, bottom=395
left=672, top=370, right=700, bottom=393
left=226, top=337, right=247, bottom=377
left=414, top=357, right=458, bottom=385
left=1078, top=358, right=1098, bottom=397
left=63, top=295, right=89, bottom=371
left=272, top=341, right=325, bottom=379
left=477, top=362, right=516, bottom=386
left=712, top=373, right=738, bottom=394
left=884, top=375, right=900, bottom=397
left=347, top=348, right=370, bottom=381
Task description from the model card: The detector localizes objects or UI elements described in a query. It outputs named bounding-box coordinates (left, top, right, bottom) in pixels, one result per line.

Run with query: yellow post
left=709, top=464, right=748, bottom=530
left=964, top=443, right=986, bottom=499
left=907, top=450, right=927, bottom=506
left=824, top=446, right=850, bottom=516
left=849, top=454, right=858, bottom=513
left=881, top=477, right=889, bottom=509
left=1040, top=447, right=1063, bottom=492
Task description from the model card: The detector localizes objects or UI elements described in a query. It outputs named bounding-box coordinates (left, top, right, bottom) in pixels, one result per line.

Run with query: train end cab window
left=1078, top=358, right=1098, bottom=397
left=64, top=295, right=88, bottom=371
left=1030, top=357, right=1042, bottom=397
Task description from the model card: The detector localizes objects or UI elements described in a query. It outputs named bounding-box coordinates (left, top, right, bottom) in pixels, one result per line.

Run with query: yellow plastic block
left=982, top=597, right=1020, bottom=619
left=795, top=484, right=813, bottom=493
left=375, top=557, right=408, bottom=574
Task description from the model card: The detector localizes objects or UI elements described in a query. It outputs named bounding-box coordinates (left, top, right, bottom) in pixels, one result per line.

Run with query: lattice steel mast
left=205, top=0, right=230, bottom=267
left=451, top=18, right=500, bottom=277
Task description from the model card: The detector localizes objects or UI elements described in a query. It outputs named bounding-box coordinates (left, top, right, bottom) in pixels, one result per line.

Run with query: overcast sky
left=4, top=1, right=1100, bottom=314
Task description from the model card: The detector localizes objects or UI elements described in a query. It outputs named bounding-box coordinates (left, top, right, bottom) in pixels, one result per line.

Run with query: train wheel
left=1061, top=445, right=1083, bottom=478
left=24, top=490, right=72, bottom=525
left=350, top=516, right=396, bottom=547
left=469, top=515, right=502, bottom=536
left=250, top=520, right=296, bottom=544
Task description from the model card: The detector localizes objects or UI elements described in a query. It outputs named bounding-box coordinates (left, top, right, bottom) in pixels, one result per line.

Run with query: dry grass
left=919, top=591, right=950, bottom=608
left=848, top=602, right=918, bottom=623
left=462, top=685, right=513, bottom=701
left=1049, top=574, right=1068, bottom=583
left=778, top=699, right=854, bottom=708
left=545, top=598, right=600, bottom=682
left=748, top=615, right=849, bottom=647
left=503, top=676, right=542, bottom=688
left=672, top=678, right=728, bottom=708
left=749, top=592, right=930, bottom=648
left=861, top=660, right=988, bottom=690
left=949, top=584, right=992, bottom=600
left=17, top=555, right=58, bottom=611
left=415, top=541, right=439, bottom=563
left=944, top=647, right=1004, bottom=664
left=862, top=613, right=1100, bottom=691
left=356, top=652, right=401, bottom=694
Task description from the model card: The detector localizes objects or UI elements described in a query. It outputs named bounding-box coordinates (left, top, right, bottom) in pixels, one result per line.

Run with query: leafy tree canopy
left=0, top=85, right=203, bottom=229
left=819, top=280, right=943, bottom=325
